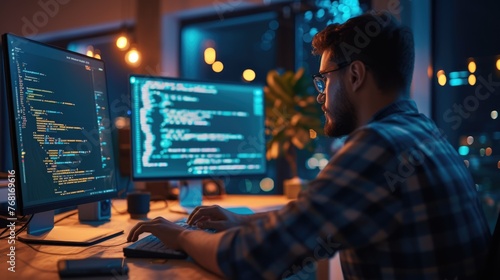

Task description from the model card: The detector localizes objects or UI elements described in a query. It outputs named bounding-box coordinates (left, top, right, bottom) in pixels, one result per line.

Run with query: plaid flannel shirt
left=217, top=99, right=491, bottom=279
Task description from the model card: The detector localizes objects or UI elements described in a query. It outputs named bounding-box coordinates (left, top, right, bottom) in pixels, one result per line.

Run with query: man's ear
left=348, top=60, right=367, bottom=92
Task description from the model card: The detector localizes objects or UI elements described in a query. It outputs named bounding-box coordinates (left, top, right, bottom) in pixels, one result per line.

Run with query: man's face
left=318, top=50, right=357, bottom=137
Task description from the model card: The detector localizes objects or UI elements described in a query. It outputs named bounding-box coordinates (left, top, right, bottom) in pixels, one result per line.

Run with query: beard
left=323, top=78, right=358, bottom=137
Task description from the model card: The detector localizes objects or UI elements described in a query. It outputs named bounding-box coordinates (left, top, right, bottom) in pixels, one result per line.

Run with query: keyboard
left=123, top=221, right=215, bottom=259
left=123, top=234, right=187, bottom=259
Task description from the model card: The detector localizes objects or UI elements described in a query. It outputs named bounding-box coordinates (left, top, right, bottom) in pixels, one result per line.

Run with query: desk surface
left=1, top=195, right=291, bottom=280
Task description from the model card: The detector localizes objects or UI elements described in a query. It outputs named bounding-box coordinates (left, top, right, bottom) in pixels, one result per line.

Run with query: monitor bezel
left=129, top=74, right=268, bottom=182
left=2, top=33, right=118, bottom=215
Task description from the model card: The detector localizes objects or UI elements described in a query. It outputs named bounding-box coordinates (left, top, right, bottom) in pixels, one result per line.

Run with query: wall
left=0, top=0, right=268, bottom=40
left=0, top=0, right=136, bottom=40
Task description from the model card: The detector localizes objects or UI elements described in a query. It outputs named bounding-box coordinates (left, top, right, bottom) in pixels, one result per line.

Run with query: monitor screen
left=129, top=75, right=266, bottom=182
left=2, top=33, right=117, bottom=216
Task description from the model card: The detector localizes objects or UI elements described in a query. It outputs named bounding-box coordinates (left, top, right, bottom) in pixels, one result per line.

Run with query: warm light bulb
left=204, top=47, right=216, bottom=64
left=242, top=69, right=256, bottom=81
left=468, top=74, right=476, bottom=86
left=86, top=45, right=94, bottom=57
left=116, top=35, right=129, bottom=50
left=125, top=48, right=141, bottom=66
left=94, top=53, right=101, bottom=59
left=468, top=61, right=476, bottom=73
left=438, top=74, right=447, bottom=86
left=212, top=61, right=224, bottom=72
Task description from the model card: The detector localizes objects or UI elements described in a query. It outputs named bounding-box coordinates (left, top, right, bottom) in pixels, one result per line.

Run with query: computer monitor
left=2, top=33, right=122, bottom=245
left=129, top=75, right=267, bottom=195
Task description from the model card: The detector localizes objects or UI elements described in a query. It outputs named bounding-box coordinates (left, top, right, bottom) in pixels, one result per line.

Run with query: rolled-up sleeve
left=217, top=129, right=403, bottom=279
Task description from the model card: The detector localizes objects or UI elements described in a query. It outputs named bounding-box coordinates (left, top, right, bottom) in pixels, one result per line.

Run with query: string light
left=116, top=35, right=130, bottom=50
left=125, top=47, right=141, bottom=66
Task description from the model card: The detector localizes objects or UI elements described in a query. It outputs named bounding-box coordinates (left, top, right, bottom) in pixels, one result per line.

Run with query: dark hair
left=312, top=11, right=415, bottom=92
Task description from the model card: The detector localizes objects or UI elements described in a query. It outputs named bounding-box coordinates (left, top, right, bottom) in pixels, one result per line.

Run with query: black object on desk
left=58, top=257, right=128, bottom=278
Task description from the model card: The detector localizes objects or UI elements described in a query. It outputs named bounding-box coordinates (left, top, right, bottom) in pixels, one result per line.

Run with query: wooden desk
left=1, top=195, right=292, bottom=280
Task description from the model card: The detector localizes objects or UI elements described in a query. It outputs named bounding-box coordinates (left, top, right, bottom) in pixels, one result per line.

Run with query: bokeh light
left=125, top=48, right=141, bottom=66
left=467, top=136, right=474, bottom=145
left=438, top=74, right=447, bottom=86
left=212, top=61, right=224, bottom=72
left=468, top=74, right=476, bottom=86
left=116, top=35, right=129, bottom=50
left=242, top=69, right=256, bottom=82
left=468, top=61, right=476, bottom=73
left=204, top=47, right=216, bottom=64
left=259, top=178, right=274, bottom=192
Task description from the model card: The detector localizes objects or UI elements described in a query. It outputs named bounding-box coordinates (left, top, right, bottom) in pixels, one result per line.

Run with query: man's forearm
left=241, top=211, right=272, bottom=223
left=178, top=230, right=225, bottom=277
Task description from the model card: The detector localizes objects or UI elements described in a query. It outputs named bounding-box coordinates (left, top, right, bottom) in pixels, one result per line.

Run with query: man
left=128, top=11, right=491, bottom=279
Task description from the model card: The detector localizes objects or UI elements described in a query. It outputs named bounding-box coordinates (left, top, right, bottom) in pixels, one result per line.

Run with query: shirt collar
left=368, top=99, right=419, bottom=124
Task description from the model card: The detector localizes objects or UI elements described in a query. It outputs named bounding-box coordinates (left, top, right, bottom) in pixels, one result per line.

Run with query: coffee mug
left=127, top=192, right=151, bottom=219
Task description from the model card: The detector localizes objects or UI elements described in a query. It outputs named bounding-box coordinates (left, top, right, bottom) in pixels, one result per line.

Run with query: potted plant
left=264, top=68, right=324, bottom=196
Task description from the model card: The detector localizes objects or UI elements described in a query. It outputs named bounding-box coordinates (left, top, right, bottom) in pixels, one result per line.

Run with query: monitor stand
left=17, top=210, right=123, bottom=246
left=168, top=179, right=203, bottom=214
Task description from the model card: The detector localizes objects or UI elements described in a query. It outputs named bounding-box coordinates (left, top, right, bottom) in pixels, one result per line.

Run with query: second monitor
left=129, top=75, right=267, bottom=190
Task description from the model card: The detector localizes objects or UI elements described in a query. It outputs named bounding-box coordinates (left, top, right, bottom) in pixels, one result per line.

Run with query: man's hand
left=127, top=217, right=186, bottom=250
left=187, top=205, right=246, bottom=231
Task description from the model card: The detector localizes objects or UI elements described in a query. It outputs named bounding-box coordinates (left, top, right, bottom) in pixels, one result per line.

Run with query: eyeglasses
left=312, top=62, right=349, bottom=95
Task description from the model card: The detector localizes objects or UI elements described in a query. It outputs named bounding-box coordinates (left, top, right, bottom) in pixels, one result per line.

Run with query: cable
left=0, top=227, right=8, bottom=237
left=116, top=175, right=133, bottom=199
left=21, top=240, right=129, bottom=256
left=113, top=198, right=169, bottom=215
left=112, top=202, right=128, bottom=215
left=150, top=200, right=169, bottom=211
left=17, top=257, right=58, bottom=273
left=54, top=210, right=78, bottom=224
